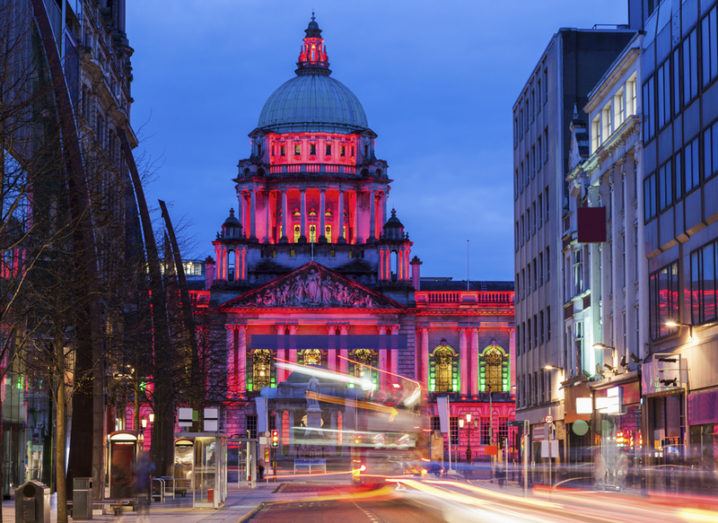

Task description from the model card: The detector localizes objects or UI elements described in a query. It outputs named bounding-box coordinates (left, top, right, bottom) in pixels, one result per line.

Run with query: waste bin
left=14, top=480, right=50, bottom=523
left=72, top=477, right=93, bottom=520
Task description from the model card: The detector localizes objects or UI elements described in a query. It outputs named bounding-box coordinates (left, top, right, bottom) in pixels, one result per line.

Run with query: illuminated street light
left=148, top=413, right=155, bottom=423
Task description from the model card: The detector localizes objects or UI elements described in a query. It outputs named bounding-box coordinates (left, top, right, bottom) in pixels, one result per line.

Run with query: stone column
left=352, top=192, right=358, bottom=243
left=237, top=191, right=245, bottom=230
left=378, top=326, right=388, bottom=390
left=249, top=189, right=257, bottom=239
left=300, top=189, right=307, bottom=241
left=398, top=250, right=404, bottom=280
left=327, top=326, right=337, bottom=371
left=390, top=325, right=399, bottom=380
left=264, top=190, right=271, bottom=243
left=368, top=190, right=376, bottom=240
left=459, top=328, right=468, bottom=395
left=509, top=327, right=517, bottom=398
left=288, top=325, right=298, bottom=363
left=237, top=325, right=247, bottom=394
left=226, top=325, right=237, bottom=396
left=281, top=189, right=289, bottom=242
left=379, top=192, right=386, bottom=229
left=420, top=328, right=429, bottom=390
left=319, top=188, right=326, bottom=242
left=377, top=248, right=384, bottom=280
left=337, top=189, right=345, bottom=243
left=404, top=247, right=411, bottom=280
left=277, top=326, right=286, bottom=382
left=339, top=325, right=349, bottom=374
left=470, top=328, right=479, bottom=396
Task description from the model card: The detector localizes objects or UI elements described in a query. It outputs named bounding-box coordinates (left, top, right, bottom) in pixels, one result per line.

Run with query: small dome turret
left=382, top=209, right=406, bottom=240
left=221, top=208, right=242, bottom=239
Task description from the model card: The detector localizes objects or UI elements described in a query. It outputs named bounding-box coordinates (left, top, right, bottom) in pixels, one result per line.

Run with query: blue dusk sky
left=127, top=0, right=627, bottom=281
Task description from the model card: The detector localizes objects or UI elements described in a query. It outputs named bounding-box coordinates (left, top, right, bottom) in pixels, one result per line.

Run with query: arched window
left=309, top=224, right=317, bottom=243
left=301, top=349, right=322, bottom=366
left=251, top=349, right=273, bottom=391
left=293, top=224, right=301, bottom=243
left=349, top=349, right=378, bottom=388
left=480, top=344, right=508, bottom=393
left=430, top=342, right=458, bottom=393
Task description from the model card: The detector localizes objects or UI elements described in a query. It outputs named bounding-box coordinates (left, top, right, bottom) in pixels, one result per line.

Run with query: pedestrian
left=258, top=459, right=265, bottom=481
left=134, top=452, right=155, bottom=522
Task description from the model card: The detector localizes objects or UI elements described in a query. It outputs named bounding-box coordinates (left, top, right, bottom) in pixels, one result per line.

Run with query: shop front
left=687, top=388, right=718, bottom=472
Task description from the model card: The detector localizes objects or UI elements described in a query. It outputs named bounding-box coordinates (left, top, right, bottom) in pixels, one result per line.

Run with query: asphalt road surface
left=249, top=495, right=444, bottom=522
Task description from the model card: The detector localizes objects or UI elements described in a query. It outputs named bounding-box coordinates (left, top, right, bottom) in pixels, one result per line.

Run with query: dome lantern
left=296, top=13, right=330, bottom=76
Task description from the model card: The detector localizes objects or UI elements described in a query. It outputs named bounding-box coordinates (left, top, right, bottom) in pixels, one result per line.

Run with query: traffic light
left=271, top=429, right=279, bottom=448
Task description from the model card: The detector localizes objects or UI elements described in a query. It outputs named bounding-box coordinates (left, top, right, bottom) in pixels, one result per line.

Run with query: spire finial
left=311, top=10, right=316, bottom=21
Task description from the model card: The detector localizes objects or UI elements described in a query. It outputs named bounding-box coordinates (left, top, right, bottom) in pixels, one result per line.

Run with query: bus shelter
left=174, top=433, right=227, bottom=508
left=107, top=431, right=138, bottom=498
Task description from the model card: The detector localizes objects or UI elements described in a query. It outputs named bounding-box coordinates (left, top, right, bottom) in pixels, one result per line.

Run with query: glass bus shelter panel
left=193, top=438, right=217, bottom=507
left=173, top=440, right=194, bottom=497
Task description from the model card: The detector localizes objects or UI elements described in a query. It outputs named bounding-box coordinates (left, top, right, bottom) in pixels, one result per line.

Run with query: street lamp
left=149, top=413, right=155, bottom=424
left=465, top=413, right=476, bottom=464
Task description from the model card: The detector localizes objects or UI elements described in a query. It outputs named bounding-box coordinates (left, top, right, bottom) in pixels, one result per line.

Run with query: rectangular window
left=702, top=7, right=718, bottom=87
left=543, top=128, right=549, bottom=163
left=673, top=48, right=681, bottom=113
left=530, top=145, right=536, bottom=178
left=614, top=88, right=625, bottom=128
left=705, top=120, right=718, bottom=180
left=601, top=103, right=612, bottom=141
left=691, top=240, right=718, bottom=325
left=643, top=172, right=657, bottom=221
left=537, top=136, right=542, bottom=167
left=280, top=145, right=286, bottom=156
left=340, top=145, right=346, bottom=157
left=591, top=116, right=601, bottom=152
left=684, top=29, right=699, bottom=104
left=627, top=75, right=637, bottom=116
left=245, top=415, right=258, bottom=438
left=685, top=137, right=701, bottom=192
left=544, top=187, right=549, bottom=222
left=294, top=143, right=301, bottom=156
left=642, top=77, right=655, bottom=141
left=537, top=193, right=543, bottom=228
left=450, top=417, right=459, bottom=445
left=543, top=67, right=548, bottom=103
left=545, top=247, right=550, bottom=281
left=657, top=60, right=671, bottom=128
left=658, top=160, right=673, bottom=211
left=480, top=417, right=491, bottom=445
left=649, top=261, right=680, bottom=340
left=674, top=151, right=684, bottom=200
left=309, top=143, right=316, bottom=155
left=546, top=306, right=551, bottom=341
left=325, top=143, right=332, bottom=156
left=539, top=310, right=544, bottom=344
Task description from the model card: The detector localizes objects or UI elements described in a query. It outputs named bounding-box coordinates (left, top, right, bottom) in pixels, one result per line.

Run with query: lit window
left=340, top=145, right=346, bottom=157
left=601, top=103, right=612, bottom=141
left=627, top=76, right=637, bottom=116
left=309, top=224, right=317, bottom=243
left=251, top=349, right=273, bottom=390
left=324, top=224, right=332, bottom=243
left=591, top=116, right=600, bottom=152
left=293, top=224, right=301, bottom=243
left=302, top=349, right=322, bottom=366
left=349, top=349, right=378, bottom=387
left=294, top=143, right=301, bottom=156
left=480, top=345, right=508, bottom=393
left=430, top=343, right=457, bottom=393
left=614, top=88, right=625, bottom=128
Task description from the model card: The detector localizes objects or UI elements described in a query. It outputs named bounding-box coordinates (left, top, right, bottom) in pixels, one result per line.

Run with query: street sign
left=541, top=440, right=559, bottom=458
left=204, top=407, right=219, bottom=432
left=544, top=415, right=553, bottom=424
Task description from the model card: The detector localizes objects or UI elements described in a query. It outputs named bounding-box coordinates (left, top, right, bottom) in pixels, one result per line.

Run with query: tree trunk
left=55, top=338, right=67, bottom=523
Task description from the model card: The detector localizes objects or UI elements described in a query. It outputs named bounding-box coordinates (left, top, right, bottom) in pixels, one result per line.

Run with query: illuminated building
left=564, top=35, right=645, bottom=462
left=629, top=0, right=718, bottom=466
left=513, top=28, right=635, bottom=462
left=189, top=16, right=516, bottom=462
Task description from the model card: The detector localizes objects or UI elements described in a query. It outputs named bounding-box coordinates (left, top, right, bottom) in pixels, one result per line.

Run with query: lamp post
left=465, top=413, right=475, bottom=464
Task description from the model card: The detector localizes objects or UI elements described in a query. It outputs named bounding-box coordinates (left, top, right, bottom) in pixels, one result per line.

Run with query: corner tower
left=213, top=16, right=412, bottom=300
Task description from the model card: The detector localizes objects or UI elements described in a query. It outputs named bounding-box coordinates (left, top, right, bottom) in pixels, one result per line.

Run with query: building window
left=280, top=145, right=286, bottom=156
left=673, top=48, right=681, bottom=113
left=293, top=224, right=301, bottom=243
left=480, top=345, right=508, bottom=393
left=649, top=261, right=680, bottom=340
left=657, top=60, right=671, bottom=128
left=614, top=88, right=626, bottom=129
left=324, top=224, right=332, bottom=243
left=309, top=224, right=317, bottom=243
left=644, top=172, right=657, bottom=221
left=684, top=137, right=700, bottom=192
left=691, top=240, right=718, bottom=325
left=702, top=7, right=718, bottom=87
left=309, top=143, right=316, bottom=155
left=642, top=76, right=655, bottom=141
left=349, top=349, right=378, bottom=388
left=294, top=143, right=301, bottom=156
left=601, top=103, right=612, bottom=141
left=543, top=128, right=549, bottom=163
left=480, top=417, right=491, bottom=444
left=704, top=121, right=718, bottom=180
left=450, top=417, right=459, bottom=445
left=627, top=75, right=637, bottom=116
left=543, top=66, right=548, bottom=103
left=245, top=415, right=258, bottom=438
left=430, top=342, right=458, bottom=393
left=340, top=145, right=346, bottom=157
left=674, top=151, right=684, bottom=200
left=658, top=160, right=673, bottom=211
left=325, top=143, right=332, bottom=156
left=591, top=116, right=600, bottom=152
left=301, top=349, right=322, bottom=366
left=546, top=306, right=551, bottom=341
left=683, top=29, right=699, bottom=105
left=250, top=349, right=273, bottom=391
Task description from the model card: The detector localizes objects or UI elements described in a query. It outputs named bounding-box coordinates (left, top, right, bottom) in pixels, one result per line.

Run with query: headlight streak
left=275, top=361, right=375, bottom=390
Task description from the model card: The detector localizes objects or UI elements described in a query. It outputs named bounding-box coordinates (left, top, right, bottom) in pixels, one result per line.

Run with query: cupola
left=221, top=208, right=242, bottom=239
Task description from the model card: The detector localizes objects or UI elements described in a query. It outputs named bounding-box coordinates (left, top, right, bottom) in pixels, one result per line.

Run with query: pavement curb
left=237, top=501, right=266, bottom=522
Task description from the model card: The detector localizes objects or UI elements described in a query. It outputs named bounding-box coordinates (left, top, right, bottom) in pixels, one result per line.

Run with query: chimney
left=410, top=256, right=422, bottom=290
left=204, top=256, right=215, bottom=289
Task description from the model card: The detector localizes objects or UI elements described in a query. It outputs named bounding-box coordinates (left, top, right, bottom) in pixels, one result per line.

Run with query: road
left=247, top=478, right=718, bottom=522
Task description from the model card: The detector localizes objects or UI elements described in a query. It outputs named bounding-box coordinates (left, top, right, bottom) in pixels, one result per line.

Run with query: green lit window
left=429, top=343, right=458, bottom=393
left=293, top=224, right=301, bottom=243
left=479, top=344, right=509, bottom=393
left=248, top=349, right=275, bottom=391
left=349, top=349, right=379, bottom=388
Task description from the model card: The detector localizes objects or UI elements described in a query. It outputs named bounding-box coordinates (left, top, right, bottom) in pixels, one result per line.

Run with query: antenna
left=466, top=240, right=470, bottom=291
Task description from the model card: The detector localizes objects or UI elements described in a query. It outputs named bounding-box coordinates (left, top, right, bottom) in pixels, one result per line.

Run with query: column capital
left=391, top=325, right=400, bottom=335
left=225, top=323, right=237, bottom=332
left=339, top=325, right=349, bottom=335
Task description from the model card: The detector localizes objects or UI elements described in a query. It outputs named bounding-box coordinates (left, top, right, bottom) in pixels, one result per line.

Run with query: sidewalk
left=2, top=483, right=281, bottom=522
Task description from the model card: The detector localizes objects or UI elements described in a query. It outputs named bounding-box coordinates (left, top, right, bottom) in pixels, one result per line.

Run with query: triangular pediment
left=221, top=262, right=402, bottom=310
